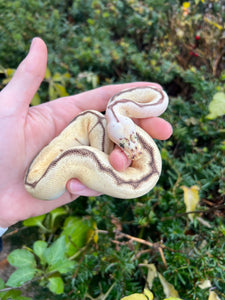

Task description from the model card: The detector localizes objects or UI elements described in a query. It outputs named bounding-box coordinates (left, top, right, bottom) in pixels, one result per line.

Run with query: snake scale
left=24, top=86, right=169, bottom=200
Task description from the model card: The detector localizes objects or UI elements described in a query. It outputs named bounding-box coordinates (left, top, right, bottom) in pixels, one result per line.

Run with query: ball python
left=24, top=86, right=169, bottom=200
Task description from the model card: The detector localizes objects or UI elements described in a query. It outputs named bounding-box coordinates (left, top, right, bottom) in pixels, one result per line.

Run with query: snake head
left=118, top=132, right=142, bottom=160
left=107, top=117, right=142, bottom=160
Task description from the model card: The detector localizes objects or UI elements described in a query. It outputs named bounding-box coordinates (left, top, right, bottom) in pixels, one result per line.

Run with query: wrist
left=0, top=219, right=12, bottom=228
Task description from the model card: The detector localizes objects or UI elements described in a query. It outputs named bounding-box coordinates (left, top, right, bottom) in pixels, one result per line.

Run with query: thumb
left=0, top=37, right=47, bottom=115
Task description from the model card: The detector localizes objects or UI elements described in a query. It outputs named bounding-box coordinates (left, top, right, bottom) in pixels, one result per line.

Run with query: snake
left=24, top=86, right=169, bottom=200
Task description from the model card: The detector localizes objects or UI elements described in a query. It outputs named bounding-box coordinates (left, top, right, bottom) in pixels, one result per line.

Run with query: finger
left=71, top=82, right=163, bottom=112
left=67, top=179, right=102, bottom=197
left=109, top=118, right=172, bottom=172
left=137, top=117, right=173, bottom=140
left=109, top=146, right=131, bottom=171
left=36, top=82, right=163, bottom=136
left=0, top=37, right=47, bottom=115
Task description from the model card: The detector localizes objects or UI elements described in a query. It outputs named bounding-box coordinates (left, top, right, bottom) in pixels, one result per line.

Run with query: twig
left=2, top=226, right=27, bottom=238
left=114, top=230, right=171, bottom=268
left=85, top=282, right=116, bottom=300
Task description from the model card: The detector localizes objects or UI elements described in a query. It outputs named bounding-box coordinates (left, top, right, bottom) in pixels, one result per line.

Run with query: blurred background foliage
left=0, top=0, right=225, bottom=299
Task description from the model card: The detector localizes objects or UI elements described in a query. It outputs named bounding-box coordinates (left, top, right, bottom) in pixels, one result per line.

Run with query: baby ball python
left=25, top=86, right=169, bottom=200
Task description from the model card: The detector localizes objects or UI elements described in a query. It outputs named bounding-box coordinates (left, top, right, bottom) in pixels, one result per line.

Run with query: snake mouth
left=118, top=134, right=143, bottom=160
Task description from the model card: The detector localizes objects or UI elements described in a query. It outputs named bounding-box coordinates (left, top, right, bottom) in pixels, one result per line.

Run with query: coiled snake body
left=25, top=86, right=169, bottom=200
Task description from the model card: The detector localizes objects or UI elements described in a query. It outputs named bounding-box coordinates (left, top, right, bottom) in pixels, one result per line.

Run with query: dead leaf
left=198, top=279, right=212, bottom=289
left=181, top=185, right=200, bottom=221
left=146, top=263, right=157, bottom=289
left=158, top=273, right=180, bottom=298
left=208, top=291, right=221, bottom=300
left=121, top=289, right=153, bottom=300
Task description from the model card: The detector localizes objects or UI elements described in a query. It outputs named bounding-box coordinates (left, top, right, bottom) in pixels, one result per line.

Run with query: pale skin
left=0, top=38, right=173, bottom=228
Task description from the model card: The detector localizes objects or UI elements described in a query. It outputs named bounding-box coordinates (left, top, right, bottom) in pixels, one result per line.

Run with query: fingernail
left=29, top=37, right=38, bottom=52
left=69, top=180, right=85, bottom=194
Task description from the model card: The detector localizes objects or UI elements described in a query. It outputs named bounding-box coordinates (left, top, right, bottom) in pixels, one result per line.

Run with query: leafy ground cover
left=0, top=0, right=224, bottom=299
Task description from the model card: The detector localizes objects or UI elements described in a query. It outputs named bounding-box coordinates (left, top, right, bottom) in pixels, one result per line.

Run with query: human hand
left=0, top=38, right=172, bottom=228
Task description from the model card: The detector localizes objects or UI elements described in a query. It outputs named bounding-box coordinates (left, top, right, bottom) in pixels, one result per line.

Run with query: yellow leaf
left=63, top=72, right=71, bottom=79
left=86, top=221, right=98, bottom=244
left=196, top=217, right=212, bottom=228
left=208, top=291, right=221, bottom=300
left=182, top=2, right=190, bottom=8
left=204, top=17, right=223, bottom=30
left=146, top=264, right=157, bottom=289
left=207, top=92, right=225, bottom=119
left=164, top=298, right=183, bottom=300
left=45, top=67, right=51, bottom=80
left=2, top=78, right=11, bottom=85
left=144, top=289, right=153, bottom=300
left=121, top=288, right=153, bottom=300
left=31, top=93, right=41, bottom=106
left=5, top=68, right=15, bottom=77
left=54, top=83, right=69, bottom=97
left=52, top=72, right=62, bottom=81
left=158, top=273, right=180, bottom=298
left=181, top=185, right=200, bottom=221
left=121, top=293, right=147, bottom=300
left=213, top=22, right=223, bottom=30
left=198, top=279, right=211, bottom=289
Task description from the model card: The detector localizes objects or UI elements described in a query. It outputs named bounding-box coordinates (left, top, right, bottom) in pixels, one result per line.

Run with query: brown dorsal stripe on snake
left=24, top=86, right=169, bottom=200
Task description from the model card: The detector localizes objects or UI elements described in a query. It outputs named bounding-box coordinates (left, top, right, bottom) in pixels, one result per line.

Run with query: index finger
left=36, top=82, right=163, bottom=138
left=69, top=82, right=162, bottom=112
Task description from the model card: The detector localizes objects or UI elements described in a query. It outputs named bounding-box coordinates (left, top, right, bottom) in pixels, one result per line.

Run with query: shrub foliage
left=0, top=0, right=225, bottom=299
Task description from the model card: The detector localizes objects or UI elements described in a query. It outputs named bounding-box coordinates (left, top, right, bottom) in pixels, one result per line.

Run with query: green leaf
left=48, top=258, right=76, bottom=274
left=43, top=236, right=66, bottom=266
left=0, top=277, right=5, bottom=289
left=61, top=217, right=95, bottom=256
left=6, top=267, right=36, bottom=287
left=1, top=289, right=32, bottom=300
left=14, top=295, right=32, bottom=300
left=33, top=240, right=48, bottom=264
left=49, top=206, right=68, bottom=228
left=206, top=92, right=225, bottom=119
left=49, top=83, right=57, bottom=100
left=48, top=276, right=64, bottom=294
left=23, top=215, right=46, bottom=230
left=7, top=249, right=36, bottom=268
